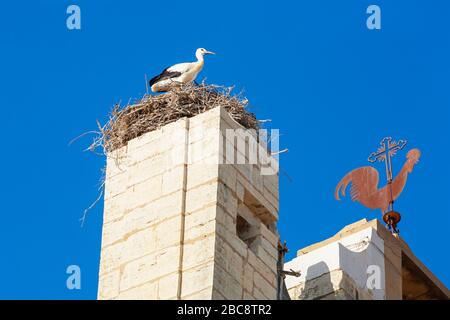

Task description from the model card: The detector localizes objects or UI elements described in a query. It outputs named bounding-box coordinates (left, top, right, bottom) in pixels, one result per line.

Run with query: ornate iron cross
left=367, top=137, right=407, bottom=214
left=368, top=137, right=407, bottom=183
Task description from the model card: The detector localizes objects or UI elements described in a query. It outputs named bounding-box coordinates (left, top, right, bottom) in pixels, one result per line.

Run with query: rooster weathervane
left=335, top=137, right=421, bottom=235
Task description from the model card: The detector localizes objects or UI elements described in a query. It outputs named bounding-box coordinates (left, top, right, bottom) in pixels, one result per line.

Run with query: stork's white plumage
left=149, top=48, right=215, bottom=92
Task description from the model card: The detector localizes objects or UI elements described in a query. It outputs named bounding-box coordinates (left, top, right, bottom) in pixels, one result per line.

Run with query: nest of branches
left=89, top=83, right=259, bottom=154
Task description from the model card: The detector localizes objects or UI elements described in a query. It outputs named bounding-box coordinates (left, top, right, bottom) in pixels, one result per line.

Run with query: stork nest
left=88, top=83, right=259, bottom=154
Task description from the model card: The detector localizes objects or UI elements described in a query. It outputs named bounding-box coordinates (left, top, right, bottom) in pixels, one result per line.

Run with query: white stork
left=149, top=48, right=215, bottom=92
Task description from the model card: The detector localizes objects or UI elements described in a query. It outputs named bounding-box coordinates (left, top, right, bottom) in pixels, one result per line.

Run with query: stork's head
left=405, top=148, right=421, bottom=172
left=196, top=48, right=215, bottom=59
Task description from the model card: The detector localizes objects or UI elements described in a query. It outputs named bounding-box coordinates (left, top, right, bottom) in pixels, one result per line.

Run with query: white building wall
left=284, top=227, right=386, bottom=300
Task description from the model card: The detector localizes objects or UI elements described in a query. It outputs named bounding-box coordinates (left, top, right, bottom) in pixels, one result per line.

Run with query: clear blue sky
left=0, top=0, right=448, bottom=299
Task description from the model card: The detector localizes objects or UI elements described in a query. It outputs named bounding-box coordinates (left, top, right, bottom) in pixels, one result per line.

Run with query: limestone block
left=262, top=172, right=278, bottom=192
left=291, top=270, right=342, bottom=300
left=188, top=135, right=221, bottom=164
left=213, top=264, right=243, bottom=299
left=127, top=153, right=168, bottom=187
left=126, top=174, right=163, bottom=210
left=217, top=182, right=238, bottom=216
left=188, top=114, right=220, bottom=145
left=183, top=286, right=214, bottom=300
left=215, top=227, right=248, bottom=258
left=157, top=272, right=179, bottom=299
left=116, top=280, right=158, bottom=300
left=258, top=237, right=278, bottom=260
left=253, top=271, right=276, bottom=300
left=126, top=118, right=188, bottom=167
left=100, top=228, right=156, bottom=275
left=168, top=143, right=189, bottom=167
left=127, top=127, right=163, bottom=155
left=260, top=223, right=279, bottom=246
left=247, top=250, right=277, bottom=287
left=253, top=287, right=268, bottom=300
left=103, top=191, right=129, bottom=224
left=98, top=269, right=120, bottom=300
left=236, top=164, right=252, bottom=183
left=102, top=193, right=183, bottom=247
left=161, top=118, right=188, bottom=145
left=211, top=289, right=227, bottom=300
left=250, top=165, right=264, bottom=194
left=215, top=206, right=236, bottom=234
left=186, top=163, right=218, bottom=189
left=182, top=235, right=216, bottom=270
left=161, top=165, right=185, bottom=195
left=243, top=291, right=256, bottom=300
left=235, top=181, right=245, bottom=201
left=127, top=137, right=164, bottom=166
left=119, top=246, right=180, bottom=292
left=108, top=194, right=181, bottom=245
left=320, top=289, right=353, bottom=300
left=263, top=180, right=278, bottom=201
left=184, top=206, right=217, bottom=241
left=181, top=261, right=215, bottom=298
left=262, top=186, right=278, bottom=212
left=218, top=164, right=237, bottom=192
left=104, top=171, right=128, bottom=200
left=215, top=237, right=244, bottom=283
left=254, top=246, right=278, bottom=278
left=243, top=264, right=254, bottom=293
left=189, top=106, right=222, bottom=128
left=185, top=181, right=219, bottom=214
left=155, top=216, right=182, bottom=250
left=237, top=174, right=278, bottom=221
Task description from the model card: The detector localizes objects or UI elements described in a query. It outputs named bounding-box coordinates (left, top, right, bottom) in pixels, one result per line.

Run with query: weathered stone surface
left=99, top=107, right=280, bottom=301
left=184, top=206, right=217, bottom=241
left=243, top=264, right=254, bottom=293
left=100, top=228, right=157, bottom=275
left=287, top=269, right=373, bottom=300
left=116, top=280, right=158, bottom=300
left=182, top=235, right=216, bottom=270
left=181, top=262, right=214, bottom=298
left=185, top=181, right=218, bottom=214
left=98, top=270, right=120, bottom=300
left=214, top=238, right=244, bottom=282
left=186, top=163, right=218, bottom=189
left=119, top=245, right=180, bottom=292
left=213, top=264, right=243, bottom=299
left=253, top=271, right=276, bottom=300
left=158, top=272, right=179, bottom=299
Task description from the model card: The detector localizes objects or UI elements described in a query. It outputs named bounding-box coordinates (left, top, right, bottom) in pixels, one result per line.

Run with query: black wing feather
left=149, top=67, right=182, bottom=86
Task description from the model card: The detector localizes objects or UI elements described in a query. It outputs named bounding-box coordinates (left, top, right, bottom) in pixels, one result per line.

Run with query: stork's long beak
left=205, top=51, right=216, bottom=55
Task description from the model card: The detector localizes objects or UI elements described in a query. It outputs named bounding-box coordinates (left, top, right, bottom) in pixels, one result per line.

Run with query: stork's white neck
left=196, top=51, right=204, bottom=62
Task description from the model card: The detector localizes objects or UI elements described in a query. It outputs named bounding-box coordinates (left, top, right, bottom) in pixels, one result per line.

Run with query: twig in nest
left=87, top=82, right=259, bottom=155
left=80, top=180, right=104, bottom=227
left=271, top=148, right=289, bottom=156
left=68, top=131, right=101, bottom=146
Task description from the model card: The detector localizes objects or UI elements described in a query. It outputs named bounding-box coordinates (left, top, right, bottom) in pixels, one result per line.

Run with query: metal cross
left=368, top=137, right=407, bottom=182
left=368, top=137, right=407, bottom=212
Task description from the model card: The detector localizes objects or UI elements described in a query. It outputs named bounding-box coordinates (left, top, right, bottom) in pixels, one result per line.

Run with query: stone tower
left=97, top=107, right=280, bottom=299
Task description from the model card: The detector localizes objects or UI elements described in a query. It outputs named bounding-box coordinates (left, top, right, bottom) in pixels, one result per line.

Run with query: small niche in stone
left=236, top=200, right=265, bottom=255
left=236, top=215, right=257, bottom=249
